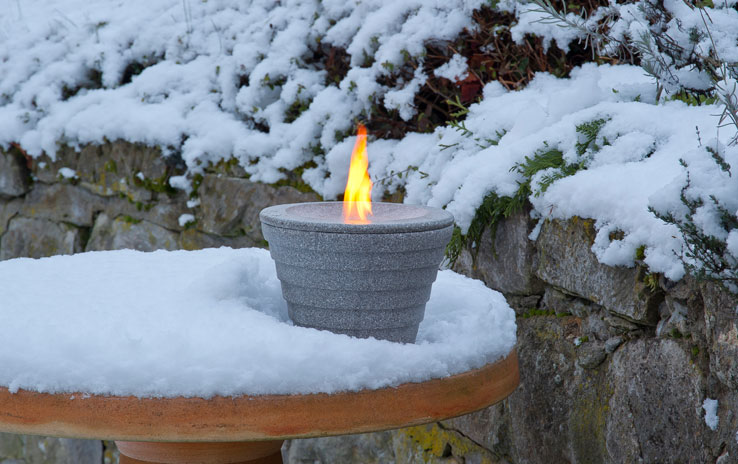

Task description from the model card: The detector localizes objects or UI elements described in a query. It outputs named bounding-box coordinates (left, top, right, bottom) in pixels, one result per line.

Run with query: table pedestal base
left=116, top=440, right=284, bottom=464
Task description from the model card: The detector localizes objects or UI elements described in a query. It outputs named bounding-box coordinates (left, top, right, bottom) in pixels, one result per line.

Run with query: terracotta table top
left=0, top=350, right=519, bottom=443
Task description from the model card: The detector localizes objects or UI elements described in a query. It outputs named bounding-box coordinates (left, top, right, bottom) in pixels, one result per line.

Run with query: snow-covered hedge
left=0, top=0, right=483, bottom=181
left=507, top=0, right=738, bottom=287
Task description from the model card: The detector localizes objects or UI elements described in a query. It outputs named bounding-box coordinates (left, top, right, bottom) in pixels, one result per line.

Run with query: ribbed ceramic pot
left=260, top=202, right=454, bottom=343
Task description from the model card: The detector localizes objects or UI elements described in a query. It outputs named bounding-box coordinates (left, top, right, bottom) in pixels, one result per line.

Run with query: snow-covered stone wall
left=3, top=0, right=736, bottom=287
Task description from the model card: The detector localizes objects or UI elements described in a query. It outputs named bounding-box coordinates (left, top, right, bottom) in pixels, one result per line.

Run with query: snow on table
left=0, top=248, right=516, bottom=398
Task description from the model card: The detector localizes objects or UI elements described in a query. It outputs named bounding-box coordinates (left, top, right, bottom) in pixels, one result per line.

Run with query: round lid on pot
left=260, top=202, right=454, bottom=234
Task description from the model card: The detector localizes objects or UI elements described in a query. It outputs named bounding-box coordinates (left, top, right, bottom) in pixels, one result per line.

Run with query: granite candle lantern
left=260, top=201, right=454, bottom=343
left=261, top=124, right=453, bottom=343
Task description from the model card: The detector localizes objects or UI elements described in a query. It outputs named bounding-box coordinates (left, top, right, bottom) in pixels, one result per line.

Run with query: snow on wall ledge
left=1, top=0, right=737, bottom=282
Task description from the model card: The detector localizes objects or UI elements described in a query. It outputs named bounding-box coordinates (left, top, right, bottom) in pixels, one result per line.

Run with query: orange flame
left=343, top=124, right=373, bottom=224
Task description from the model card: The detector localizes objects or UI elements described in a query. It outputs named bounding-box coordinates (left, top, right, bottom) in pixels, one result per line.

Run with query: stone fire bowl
left=260, top=202, right=454, bottom=343
left=0, top=351, right=519, bottom=464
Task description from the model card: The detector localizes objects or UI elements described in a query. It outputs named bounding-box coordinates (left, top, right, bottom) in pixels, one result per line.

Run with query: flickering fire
left=343, top=124, right=373, bottom=224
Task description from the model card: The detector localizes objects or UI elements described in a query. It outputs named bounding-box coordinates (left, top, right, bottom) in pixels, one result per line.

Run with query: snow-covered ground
left=0, top=247, right=515, bottom=397
left=1, top=0, right=737, bottom=280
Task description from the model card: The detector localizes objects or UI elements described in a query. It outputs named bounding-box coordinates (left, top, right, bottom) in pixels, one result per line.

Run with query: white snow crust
left=433, top=54, right=469, bottom=82
left=57, top=167, right=77, bottom=179
left=178, top=213, right=195, bottom=227
left=703, top=398, right=719, bottom=431
left=0, top=248, right=516, bottom=398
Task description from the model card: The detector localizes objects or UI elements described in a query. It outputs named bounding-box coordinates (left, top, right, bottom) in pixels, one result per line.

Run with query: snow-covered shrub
left=651, top=144, right=738, bottom=292
left=523, top=0, right=738, bottom=289
left=0, top=0, right=612, bottom=193
left=526, top=0, right=738, bottom=136
left=445, top=117, right=605, bottom=265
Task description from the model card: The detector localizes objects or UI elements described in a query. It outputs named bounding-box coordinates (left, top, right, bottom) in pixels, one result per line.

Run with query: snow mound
left=0, top=247, right=516, bottom=398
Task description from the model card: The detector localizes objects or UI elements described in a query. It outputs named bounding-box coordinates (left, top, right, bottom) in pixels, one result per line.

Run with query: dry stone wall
left=1, top=143, right=737, bottom=463
left=287, top=213, right=738, bottom=464
left=0, top=143, right=317, bottom=259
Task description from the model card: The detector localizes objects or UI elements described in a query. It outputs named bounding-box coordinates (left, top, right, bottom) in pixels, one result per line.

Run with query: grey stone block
left=178, top=228, right=256, bottom=251
left=86, top=214, right=178, bottom=252
left=605, top=339, right=708, bottom=463
left=37, top=142, right=169, bottom=203
left=261, top=202, right=453, bottom=343
left=702, top=282, right=738, bottom=389
left=138, top=198, right=189, bottom=231
left=0, top=434, right=101, bottom=464
left=0, top=216, right=84, bottom=260
left=20, top=183, right=104, bottom=227
left=453, top=208, right=544, bottom=296
left=199, top=174, right=318, bottom=243
left=0, top=199, right=22, bottom=237
left=535, top=218, right=663, bottom=325
left=505, top=316, right=583, bottom=464
left=76, top=142, right=169, bottom=199
left=105, top=194, right=188, bottom=232
left=391, top=423, right=502, bottom=463
left=31, top=145, right=81, bottom=185
left=604, top=336, right=624, bottom=353
left=441, top=402, right=512, bottom=458
left=0, top=151, right=29, bottom=198
left=284, top=431, right=395, bottom=464
left=654, top=274, right=706, bottom=342
left=541, top=286, right=601, bottom=318
left=0, top=433, right=23, bottom=459
left=576, top=340, right=607, bottom=369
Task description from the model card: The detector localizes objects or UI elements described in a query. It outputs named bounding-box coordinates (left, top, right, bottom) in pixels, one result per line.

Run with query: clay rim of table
left=0, top=350, right=518, bottom=443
